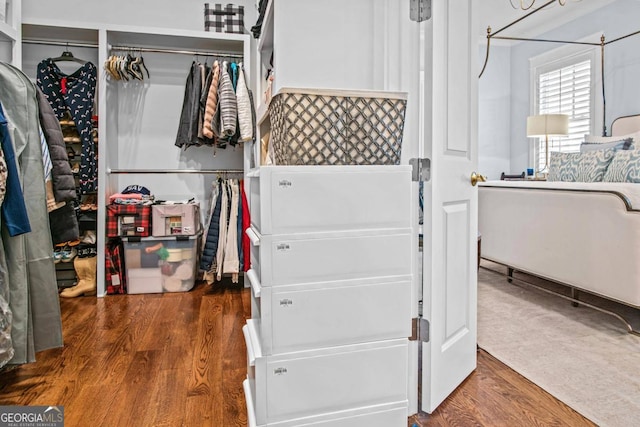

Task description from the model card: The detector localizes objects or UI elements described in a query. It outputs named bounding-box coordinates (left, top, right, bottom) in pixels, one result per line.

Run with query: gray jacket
left=36, top=87, right=76, bottom=202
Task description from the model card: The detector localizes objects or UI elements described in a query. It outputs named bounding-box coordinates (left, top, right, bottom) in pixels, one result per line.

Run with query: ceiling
left=477, top=0, right=618, bottom=40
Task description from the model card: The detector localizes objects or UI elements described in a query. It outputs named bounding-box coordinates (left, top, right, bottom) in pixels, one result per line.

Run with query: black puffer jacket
left=36, top=87, right=76, bottom=202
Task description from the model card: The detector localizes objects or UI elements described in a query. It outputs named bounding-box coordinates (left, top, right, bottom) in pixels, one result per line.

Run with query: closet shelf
left=0, top=22, right=18, bottom=42
left=257, top=0, right=274, bottom=53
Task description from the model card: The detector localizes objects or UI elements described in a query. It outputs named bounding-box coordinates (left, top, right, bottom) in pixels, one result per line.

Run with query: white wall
left=478, top=44, right=511, bottom=179
left=23, top=0, right=257, bottom=33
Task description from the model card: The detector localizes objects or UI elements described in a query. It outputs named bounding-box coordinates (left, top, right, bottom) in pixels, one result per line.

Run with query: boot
left=60, top=255, right=97, bottom=297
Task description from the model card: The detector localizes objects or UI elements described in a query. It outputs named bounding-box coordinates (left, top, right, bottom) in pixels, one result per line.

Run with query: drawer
left=243, top=380, right=407, bottom=427
left=247, top=228, right=412, bottom=287
left=248, top=165, right=412, bottom=235
left=248, top=271, right=412, bottom=354
left=243, top=321, right=408, bottom=426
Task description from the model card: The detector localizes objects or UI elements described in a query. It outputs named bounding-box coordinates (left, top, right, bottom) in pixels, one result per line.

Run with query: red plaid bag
left=106, top=238, right=126, bottom=294
left=106, top=204, right=152, bottom=237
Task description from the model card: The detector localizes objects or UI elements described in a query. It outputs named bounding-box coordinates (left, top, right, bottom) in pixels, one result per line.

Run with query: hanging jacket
left=236, top=63, right=253, bottom=142
left=200, top=181, right=222, bottom=271
left=197, top=63, right=209, bottom=142
left=175, top=62, right=203, bottom=149
left=0, top=102, right=31, bottom=237
left=202, top=61, right=220, bottom=140
left=215, top=180, right=229, bottom=281
left=199, top=63, right=216, bottom=145
left=35, top=87, right=76, bottom=202
left=217, top=62, right=237, bottom=139
left=36, top=59, right=97, bottom=195
left=223, top=179, right=240, bottom=283
left=49, top=203, right=79, bottom=245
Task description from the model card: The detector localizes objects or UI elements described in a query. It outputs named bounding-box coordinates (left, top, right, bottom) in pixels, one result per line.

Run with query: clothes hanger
left=51, top=43, right=88, bottom=65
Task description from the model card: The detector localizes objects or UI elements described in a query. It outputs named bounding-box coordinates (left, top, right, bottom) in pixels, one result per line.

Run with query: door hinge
left=410, top=0, right=431, bottom=22
left=409, top=317, right=429, bottom=342
left=410, top=158, right=431, bottom=182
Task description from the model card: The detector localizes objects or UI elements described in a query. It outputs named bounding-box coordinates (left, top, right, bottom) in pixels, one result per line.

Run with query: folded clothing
left=109, top=193, right=143, bottom=203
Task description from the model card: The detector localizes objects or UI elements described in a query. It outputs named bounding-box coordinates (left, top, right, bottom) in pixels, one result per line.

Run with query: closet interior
left=6, top=18, right=253, bottom=297
left=22, top=24, right=100, bottom=291
left=100, top=27, right=251, bottom=296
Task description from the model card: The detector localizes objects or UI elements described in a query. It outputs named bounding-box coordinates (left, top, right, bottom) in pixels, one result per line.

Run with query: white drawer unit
left=243, top=380, right=407, bottom=427
left=247, top=271, right=412, bottom=354
left=247, top=227, right=412, bottom=287
left=247, top=165, right=412, bottom=235
left=243, top=320, right=408, bottom=426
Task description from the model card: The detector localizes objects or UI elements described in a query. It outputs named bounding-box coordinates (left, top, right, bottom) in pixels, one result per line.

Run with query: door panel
left=444, top=202, right=470, bottom=342
left=420, top=0, right=479, bottom=413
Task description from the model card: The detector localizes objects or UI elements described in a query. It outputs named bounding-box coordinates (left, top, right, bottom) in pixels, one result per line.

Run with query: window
left=530, top=43, right=599, bottom=170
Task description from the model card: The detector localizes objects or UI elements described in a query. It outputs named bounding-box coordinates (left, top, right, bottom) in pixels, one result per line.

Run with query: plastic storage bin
left=268, top=88, right=407, bottom=165
left=123, top=235, right=199, bottom=294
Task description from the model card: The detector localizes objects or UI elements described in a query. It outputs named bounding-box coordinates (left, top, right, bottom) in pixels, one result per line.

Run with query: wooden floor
left=0, top=281, right=594, bottom=427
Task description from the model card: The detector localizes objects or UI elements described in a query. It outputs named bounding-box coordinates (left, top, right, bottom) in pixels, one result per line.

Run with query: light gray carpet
left=478, top=261, right=640, bottom=427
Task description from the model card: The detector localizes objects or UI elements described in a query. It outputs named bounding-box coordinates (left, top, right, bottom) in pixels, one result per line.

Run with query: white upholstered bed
left=479, top=114, right=640, bottom=330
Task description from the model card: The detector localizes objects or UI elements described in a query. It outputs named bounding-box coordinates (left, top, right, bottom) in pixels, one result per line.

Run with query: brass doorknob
left=471, top=171, right=487, bottom=186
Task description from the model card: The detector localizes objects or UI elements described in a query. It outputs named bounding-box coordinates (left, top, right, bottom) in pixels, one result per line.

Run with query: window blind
left=536, top=59, right=591, bottom=170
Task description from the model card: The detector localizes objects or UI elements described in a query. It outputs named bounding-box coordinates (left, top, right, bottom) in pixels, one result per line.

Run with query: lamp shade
left=526, top=114, right=569, bottom=137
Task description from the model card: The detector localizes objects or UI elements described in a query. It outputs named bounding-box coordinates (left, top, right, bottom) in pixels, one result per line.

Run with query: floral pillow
left=547, top=149, right=616, bottom=182
left=603, top=148, right=640, bottom=183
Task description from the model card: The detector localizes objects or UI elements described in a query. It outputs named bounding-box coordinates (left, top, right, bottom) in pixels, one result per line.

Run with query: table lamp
left=527, top=114, right=569, bottom=177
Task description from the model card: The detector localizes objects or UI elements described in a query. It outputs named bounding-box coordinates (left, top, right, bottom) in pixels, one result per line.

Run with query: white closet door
left=418, top=0, right=479, bottom=413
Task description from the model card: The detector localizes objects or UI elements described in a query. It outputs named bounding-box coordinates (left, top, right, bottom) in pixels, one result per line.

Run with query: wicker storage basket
left=268, top=88, right=407, bottom=165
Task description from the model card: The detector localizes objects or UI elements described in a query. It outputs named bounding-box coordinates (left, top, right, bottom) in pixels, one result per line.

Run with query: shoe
left=59, top=119, right=76, bottom=127
left=81, top=230, right=96, bottom=244
left=60, top=256, right=97, bottom=297
left=71, top=163, right=80, bottom=174
left=80, top=195, right=97, bottom=211
left=53, top=247, right=63, bottom=264
left=76, top=244, right=97, bottom=258
left=61, top=246, right=77, bottom=263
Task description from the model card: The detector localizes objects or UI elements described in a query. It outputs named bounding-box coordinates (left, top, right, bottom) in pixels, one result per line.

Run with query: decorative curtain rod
left=109, top=45, right=243, bottom=59
left=108, top=169, right=244, bottom=174
left=479, top=4, right=640, bottom=136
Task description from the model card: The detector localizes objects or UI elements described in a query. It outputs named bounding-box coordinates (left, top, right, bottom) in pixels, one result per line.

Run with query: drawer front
left=251, top=166, right=412, bottom=235
left=243, top=380, right=407, bottom=427
left=256, top=279, right=412, bottom=354
left=255, top=340, right=408, bottom=425
left=255, top=230, right=412, bottom=287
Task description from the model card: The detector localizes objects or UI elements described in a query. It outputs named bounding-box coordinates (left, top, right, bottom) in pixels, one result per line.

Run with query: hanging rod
left=22, top=39, right=99, bottom=49
left=109, top=45, right=244, bottom=59
left=108, top=169, right=244, bottom=174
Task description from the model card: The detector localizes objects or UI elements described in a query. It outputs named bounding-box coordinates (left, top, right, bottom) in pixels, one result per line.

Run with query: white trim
left=527, top=32, right=603, bottom=169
